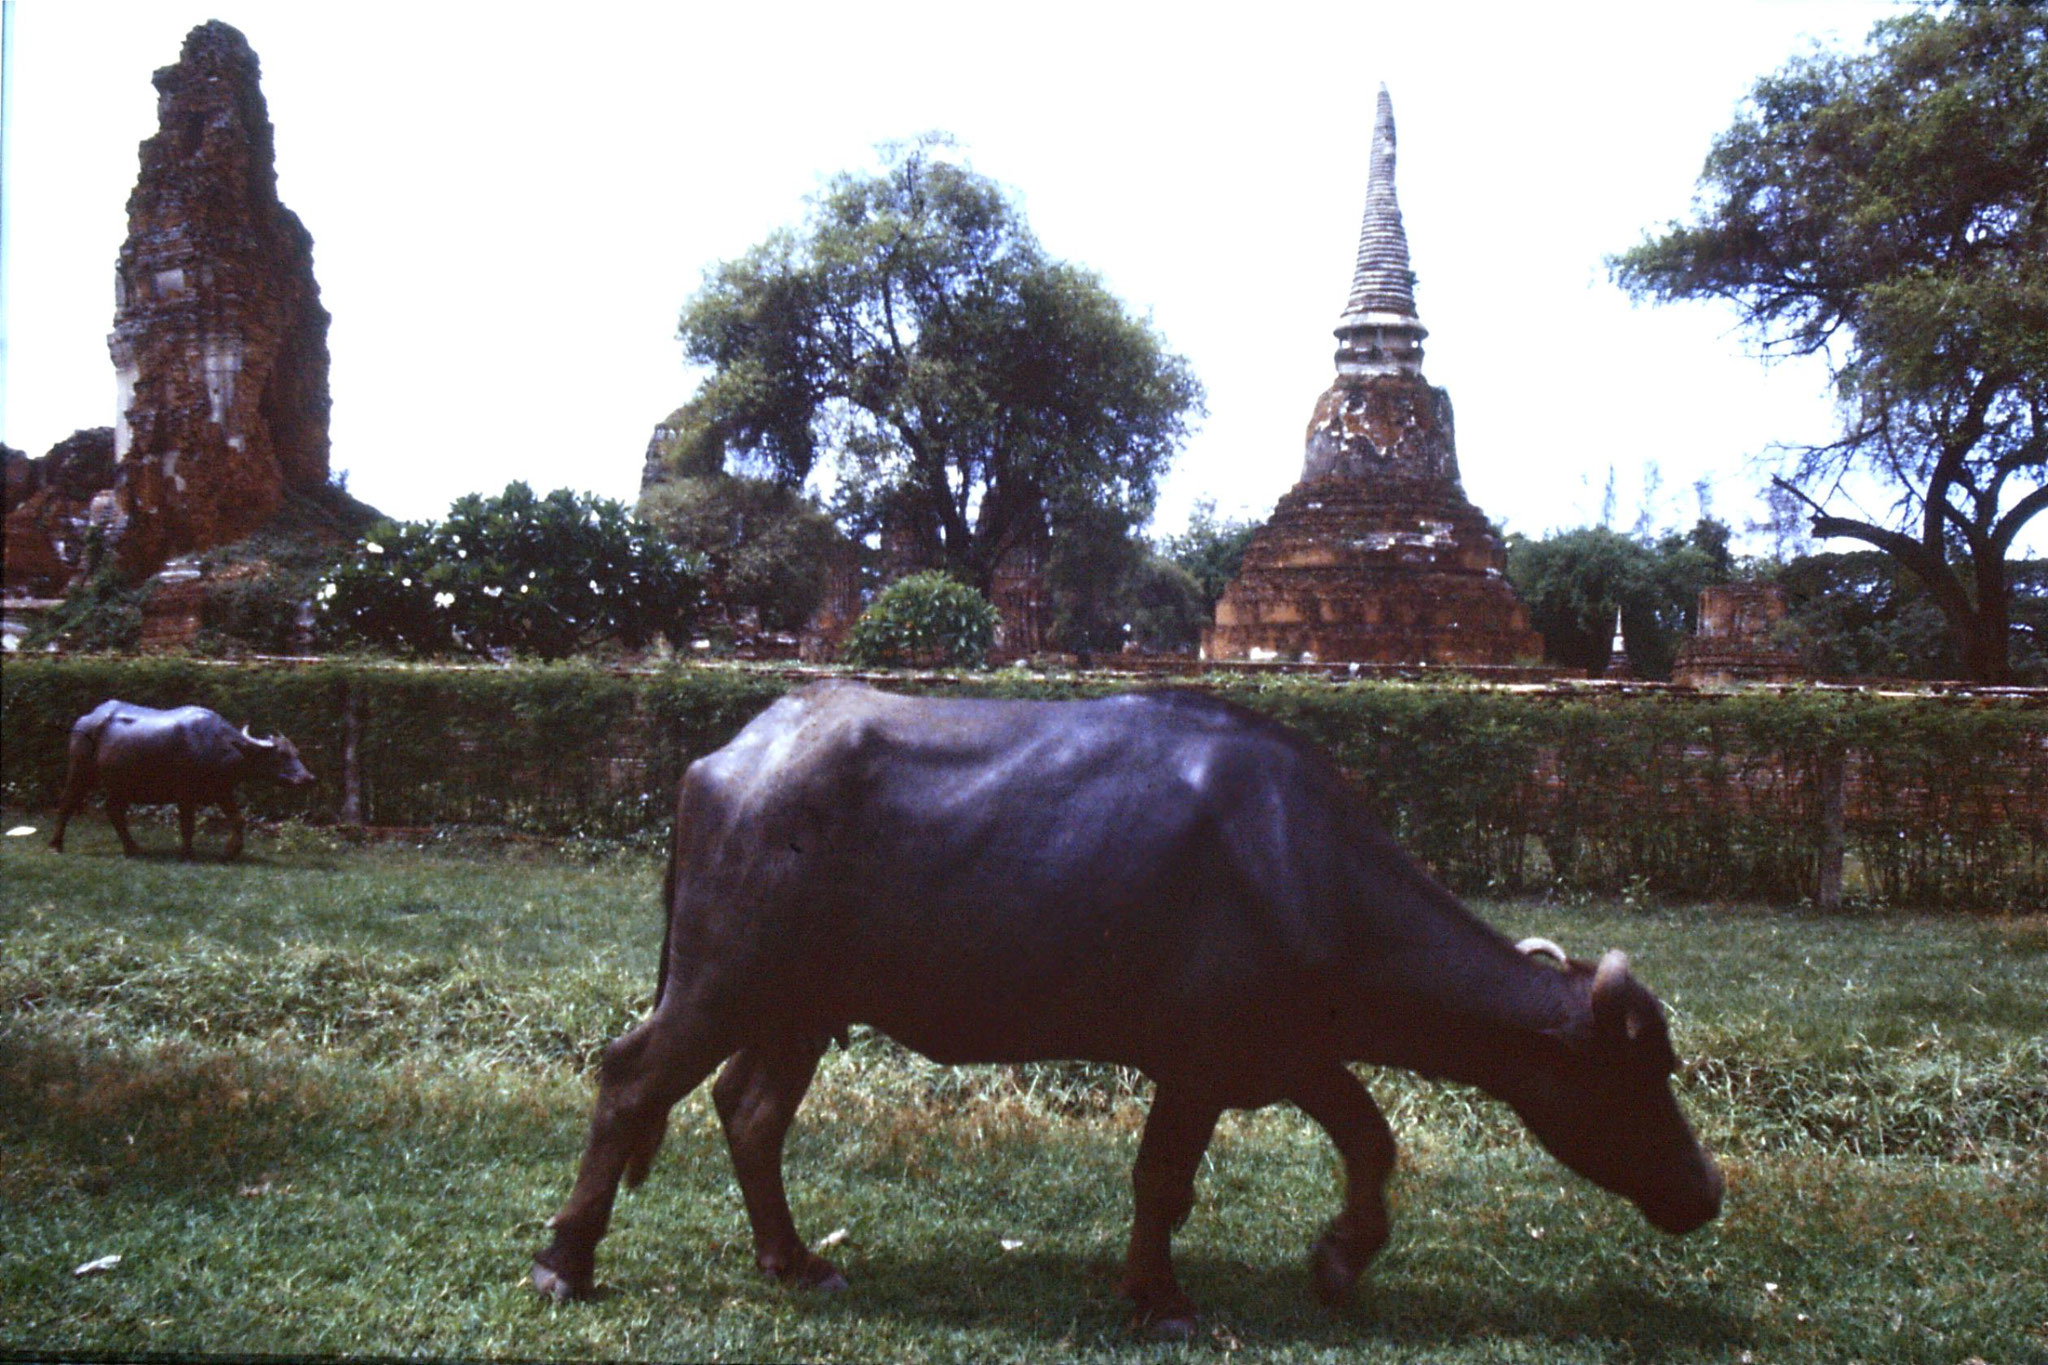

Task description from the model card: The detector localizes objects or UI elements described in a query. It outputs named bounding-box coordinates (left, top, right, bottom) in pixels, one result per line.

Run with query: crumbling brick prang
left=105, top=19, right=332, bottom=580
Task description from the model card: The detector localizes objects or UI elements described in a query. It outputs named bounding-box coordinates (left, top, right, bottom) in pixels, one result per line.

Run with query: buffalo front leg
left=711, top=1036, right=844, bottom=1290
left=1290, top=1063, right=1397, bottom=1306
left=1119, top=1084, right=1222, bottom=1341
left=177, top=803, right=198, bottom=860
left=533, top=1006, right=729, bottom=1301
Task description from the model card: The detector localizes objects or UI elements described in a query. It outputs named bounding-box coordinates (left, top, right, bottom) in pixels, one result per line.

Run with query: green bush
left=17, top=569, right=148, bottom=653
left=840, top=571, right=998, bottom=668
left=317, top=483, right=706, bottom=661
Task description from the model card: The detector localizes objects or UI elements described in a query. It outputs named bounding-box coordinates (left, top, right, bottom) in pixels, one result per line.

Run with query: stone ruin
left=1603, top=609, right=1636, bottom=680
left=3, top=20, right=332, bottom=603
left=109, top=19, right=333, bottom=577
left=1672, top=582, right=1803, bottom=688
left=1204, top=88, right=1543, bottom=667
left=3, top=429, right=118, bottom=596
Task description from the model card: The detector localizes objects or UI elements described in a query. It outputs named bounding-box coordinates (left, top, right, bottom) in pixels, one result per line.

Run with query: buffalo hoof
left=1310, top=1214, right=1386, bottom=1307
left=804, top=1264, right=850, bottom=1293
left=1138, top=1312, right=1198, bottom=1343
left=531, top=1243, right=596, bottom=1303
left=769, top=1251, right=848, bottom=1292
left=1310, top=1236, right=1358, bottom=1305
left=1121, top=1278, right=1199, bottom=1341
left=531, top=1262, right=582, bottom=1302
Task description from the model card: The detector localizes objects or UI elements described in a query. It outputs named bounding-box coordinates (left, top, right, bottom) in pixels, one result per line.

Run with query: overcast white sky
left=3, top=1, right=1913, bottom=549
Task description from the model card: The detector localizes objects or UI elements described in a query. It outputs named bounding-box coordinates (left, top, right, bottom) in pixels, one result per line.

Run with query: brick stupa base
left=1671, top=582, right=1802, bottom=687
left=1204, top=475, right=1542, bottom=665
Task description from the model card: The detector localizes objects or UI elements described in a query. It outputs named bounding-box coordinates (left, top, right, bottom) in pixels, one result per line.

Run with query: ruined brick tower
left=1204, top=88, right=1542, bottom=665
left=105, top=20, right=332, bottom=579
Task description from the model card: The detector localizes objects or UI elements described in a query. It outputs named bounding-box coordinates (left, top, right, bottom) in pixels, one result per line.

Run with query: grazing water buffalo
left=534, top=681, right=1721, bottom=1334
left=49, top=700, right=316, bottom=861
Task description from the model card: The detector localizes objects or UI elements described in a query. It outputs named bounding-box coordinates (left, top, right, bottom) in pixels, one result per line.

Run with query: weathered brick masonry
left=1206, top=87, right=1542, bottom=667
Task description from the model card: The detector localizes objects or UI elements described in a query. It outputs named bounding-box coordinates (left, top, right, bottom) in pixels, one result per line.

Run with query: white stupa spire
left=1334, top=85, right=1428, bottom=379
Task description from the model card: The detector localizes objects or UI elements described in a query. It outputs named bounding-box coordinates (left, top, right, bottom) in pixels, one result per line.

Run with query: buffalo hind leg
left=106, top=801, right=141, bottom=857
left=1290, top=1063, right=1397, bottom=1306
left=177, top=803, right=198, bottom=860
left=533, top=1006, right=729, bottom=1300
left=712, top=1036, right=844, bottom=1290
left=1119, top=1084, right=1222, bottom=1341
left=220, top=795, right=245, bottom=861
left=48, top=769, right=93, bottom=853
left=49, top=731, right=97, bottom=853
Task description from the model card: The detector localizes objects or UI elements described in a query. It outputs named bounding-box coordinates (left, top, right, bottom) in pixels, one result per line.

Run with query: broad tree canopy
left=1613, top=5, right=2047, bottom=682
left=676, top=136, right=1204, bottom=596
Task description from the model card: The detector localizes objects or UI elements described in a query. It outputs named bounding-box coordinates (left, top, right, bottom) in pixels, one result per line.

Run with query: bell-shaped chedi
left=1205, top=88, right=1542, bottom=666
left=104, top=20, right=332, bottom=580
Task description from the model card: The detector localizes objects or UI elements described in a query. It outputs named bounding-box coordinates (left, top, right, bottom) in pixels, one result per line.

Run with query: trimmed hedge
left=4, top=658, right=2041, bottom=908
left=0, top=659, right=782, bottom=842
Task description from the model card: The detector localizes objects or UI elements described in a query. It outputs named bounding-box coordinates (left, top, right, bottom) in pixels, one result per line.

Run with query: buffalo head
left=237, top=725, right=317, bottom=787
left=1511, top=946, right=1723, bottom=1236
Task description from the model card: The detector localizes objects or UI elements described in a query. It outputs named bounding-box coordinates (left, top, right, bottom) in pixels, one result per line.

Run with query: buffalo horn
left=240, top=724, right=277, bottom=750
left=1515, top=937, right=1570, bottom=967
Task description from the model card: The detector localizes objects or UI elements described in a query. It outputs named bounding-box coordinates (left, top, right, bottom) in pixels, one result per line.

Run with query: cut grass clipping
left=3, top=814, right=2044, bottom=1363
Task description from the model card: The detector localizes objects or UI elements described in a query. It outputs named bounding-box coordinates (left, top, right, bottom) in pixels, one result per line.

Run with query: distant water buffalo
left=49, top=700, right=315, bottom=861
left=533, top=681, right=1722, bottom=1336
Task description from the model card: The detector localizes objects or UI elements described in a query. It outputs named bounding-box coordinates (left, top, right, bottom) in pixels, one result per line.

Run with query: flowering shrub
left=840, top=571, right=998, bottom=668
left=317, top=483, right=705, bottom=660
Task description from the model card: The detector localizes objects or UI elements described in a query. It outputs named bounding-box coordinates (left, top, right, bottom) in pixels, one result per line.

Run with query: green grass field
left=3, top=813, right=2044, bottom=1363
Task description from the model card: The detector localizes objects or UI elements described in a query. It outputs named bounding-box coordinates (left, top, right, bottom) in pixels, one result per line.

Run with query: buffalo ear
left=1590, top=949, right=1678, bottom=1068
left=1590, top=951, right=1631, bottom=1019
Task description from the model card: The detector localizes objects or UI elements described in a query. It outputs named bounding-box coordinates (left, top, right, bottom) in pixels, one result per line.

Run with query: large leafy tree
left=1771, top=550, right=2048, bottom=683
left=1157, top=498, right=1262, bottom=614
left=1613, top=5, right=2047, bottom=682
left=676, top=136, right=1204, bottom=597
left=638, top=476, right=844, bottom=637
left=1506, top=520, right=1734, bottom=678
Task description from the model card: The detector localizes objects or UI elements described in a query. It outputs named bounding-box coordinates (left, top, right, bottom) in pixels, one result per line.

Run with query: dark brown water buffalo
left=49, top=700, right=315, bottom=861
left=534, top=681, right=1721, bottom=1335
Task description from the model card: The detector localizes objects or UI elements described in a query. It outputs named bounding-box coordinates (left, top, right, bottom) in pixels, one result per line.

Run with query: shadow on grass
left=47, top=844, right=276, bottom=867
left=0, top=1031, right=314, bottom=1199
left=687, top=1243, right=1751, bottom=1358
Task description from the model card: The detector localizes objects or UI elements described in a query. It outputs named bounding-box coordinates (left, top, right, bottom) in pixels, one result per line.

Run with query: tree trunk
left=340, top=683, right=364, bottom=826
left=1961, top=613, right=2014, bottom=685
left=1793, top=488, right=2017, bottom=685
left=1816, top=747, right=1846, bottom=911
